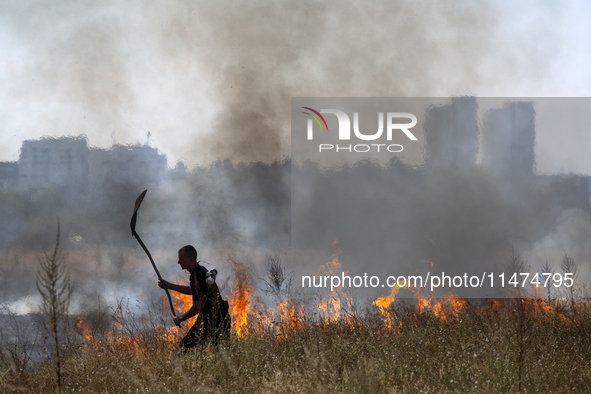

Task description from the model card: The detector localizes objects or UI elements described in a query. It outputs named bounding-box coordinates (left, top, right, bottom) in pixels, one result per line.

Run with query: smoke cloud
left=1, top=1, right=590, bottom=312
left=1, top=1, right=586, bottom=168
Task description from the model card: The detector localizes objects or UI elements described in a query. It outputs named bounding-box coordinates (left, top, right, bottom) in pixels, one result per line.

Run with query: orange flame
left=373, top=285, right=401, bottom=310
left=228, top=258, right=254, bottom=338
left=275, top=298, right=306, bottom=336
left=167, top=277, right=197, bottom=336
left=75, top=316, right=143, bottom=354
left=318, top=295, right=342, bottom=320
left=373, top=285, right=402, bottom=329
left=317, top=246, right=350, bottom=321
left=373, top=283, right=468, bottom=323
left=431, top=297, right=466, bottom=320
left=76, top=317, right=93, bottom=342
left=409, top=286, right=466, bottom=320
left=155, top=324, right=179, bottom=343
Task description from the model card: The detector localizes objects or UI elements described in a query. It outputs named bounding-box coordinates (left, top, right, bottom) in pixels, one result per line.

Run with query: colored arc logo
left=302, top=107, right=329, bottom=131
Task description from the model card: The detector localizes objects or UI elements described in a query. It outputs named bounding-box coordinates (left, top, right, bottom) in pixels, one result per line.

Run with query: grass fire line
left=4, top=245, right=589, bottom=393
left=58, top=293, right=584, bottom=392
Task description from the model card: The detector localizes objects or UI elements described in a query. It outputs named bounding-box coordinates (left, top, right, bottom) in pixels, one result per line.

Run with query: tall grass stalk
left=35, top=222, right=72, bottom=393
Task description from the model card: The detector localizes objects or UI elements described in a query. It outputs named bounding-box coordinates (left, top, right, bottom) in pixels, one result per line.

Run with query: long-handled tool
left=130, top=189, right=179, bottom=324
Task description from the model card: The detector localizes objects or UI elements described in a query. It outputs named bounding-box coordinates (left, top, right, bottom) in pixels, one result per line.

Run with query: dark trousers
left=179, top=313, right=231, bottom=349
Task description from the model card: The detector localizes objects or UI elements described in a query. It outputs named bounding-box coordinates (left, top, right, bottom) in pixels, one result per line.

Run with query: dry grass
left=2, top=298, right=591, bottom=393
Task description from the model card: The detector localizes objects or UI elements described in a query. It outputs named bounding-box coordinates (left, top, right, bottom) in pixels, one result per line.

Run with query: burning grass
left=2, top=295, right=591, bottom=393
left=228, top=258, right=255, bottom=338
left=1, top=251, right=589, bottom=392
left=4, top=251, right=591, bottom=392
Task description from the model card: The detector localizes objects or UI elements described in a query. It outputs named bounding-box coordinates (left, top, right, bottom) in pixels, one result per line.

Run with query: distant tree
left=504, top=249, right=531, bottom=391
left=560, top=252, right=578, bottom=307
left=262, top=254, right=291, bottom=302
left=541, top=260, right=554, bottom=302
left=36, top=221, right=72, bottom=394
left=505, top=249, right=529, bottom=298
left=0, top=303, right=39, bottom=379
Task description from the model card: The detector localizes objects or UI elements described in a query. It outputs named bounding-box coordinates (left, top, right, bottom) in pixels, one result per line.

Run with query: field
left=2, top=292, right=591, bottom=393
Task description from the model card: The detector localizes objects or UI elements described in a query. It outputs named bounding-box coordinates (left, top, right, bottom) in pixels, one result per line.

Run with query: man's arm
left=158, top=279, right=191, bottom=295
left=173, top=299, right=203, bottom=326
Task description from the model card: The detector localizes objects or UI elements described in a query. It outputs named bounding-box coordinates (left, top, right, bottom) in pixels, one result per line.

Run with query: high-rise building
left=17, top=137, right=89, bottom=190
left=0, top=162, right=18, bottom=191
left=482, top=102, right=536, bottom=181
left=86, top=143, right=167, bottom=205
left=87, top=144, right=167, bottom=186
left=15, top=137, right=167, bottom=201
left=423, top=97, right=479, bottom=172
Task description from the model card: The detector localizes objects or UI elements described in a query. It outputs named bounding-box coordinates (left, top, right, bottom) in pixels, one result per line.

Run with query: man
left=158, top=245, right=230, bottom=348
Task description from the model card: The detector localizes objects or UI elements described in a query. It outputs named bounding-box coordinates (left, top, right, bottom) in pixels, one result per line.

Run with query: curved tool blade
left=130, top=189, right=179, bottom=323
left=130, top=189, right=147, bottom=236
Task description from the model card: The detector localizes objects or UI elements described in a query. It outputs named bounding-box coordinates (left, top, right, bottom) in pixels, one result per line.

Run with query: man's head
left=178, top=245, right=198, bottom=271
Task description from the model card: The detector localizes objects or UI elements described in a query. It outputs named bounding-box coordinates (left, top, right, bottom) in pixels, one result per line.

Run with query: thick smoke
left=0, top=1, right=575, bottom=167
left=0, top=1, right=589, bottom=312
left=291, top=98, right=591, bottom=298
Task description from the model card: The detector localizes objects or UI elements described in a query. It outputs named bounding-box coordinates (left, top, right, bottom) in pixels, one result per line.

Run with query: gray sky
left=1, top=1, right=591, bottom=172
